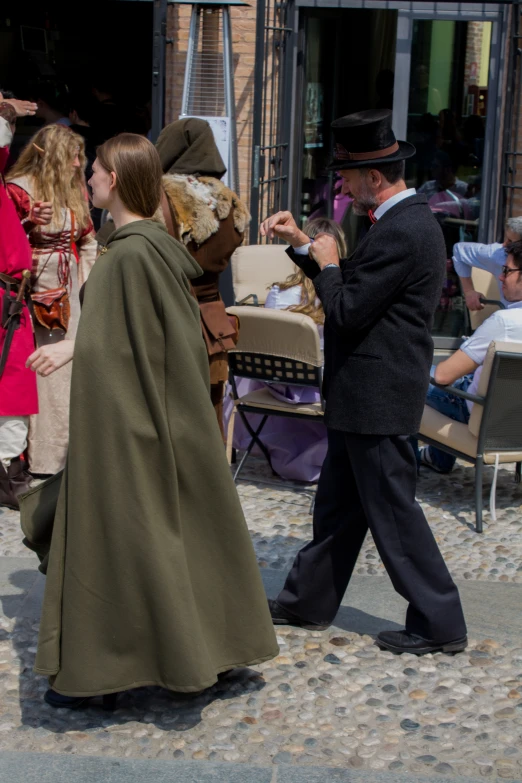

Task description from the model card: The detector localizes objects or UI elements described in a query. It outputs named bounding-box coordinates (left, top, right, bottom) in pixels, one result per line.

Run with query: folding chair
left=225, top=306, right=324, bottom=488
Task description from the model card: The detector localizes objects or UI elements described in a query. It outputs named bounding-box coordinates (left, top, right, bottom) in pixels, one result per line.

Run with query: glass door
left=296, top=8, right=397, bottom=236
left=394, top=8, right=503, bottom=347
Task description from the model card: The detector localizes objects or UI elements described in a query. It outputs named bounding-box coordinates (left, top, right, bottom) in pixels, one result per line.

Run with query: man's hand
left=464, top=290, right=485, bottom=311
left=259, top=211, right=309, bottom=247
left=26, top=341, right=75, bottom=377
left=309, top=233, right=340, bottom=270
left=30, top=201, right=53, bottom=226
left=0, top=97, right=37, bottom=118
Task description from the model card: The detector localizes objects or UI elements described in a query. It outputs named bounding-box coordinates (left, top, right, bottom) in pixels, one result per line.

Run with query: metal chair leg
left=516, top=462, right=521, bottom=485
left=233, top=415, right=270, bottom=482
left=309, top=491, right=316, bottom=516
left=475, top=456, right=484, bottom=533
left=237, top=411, right=274, bottom=473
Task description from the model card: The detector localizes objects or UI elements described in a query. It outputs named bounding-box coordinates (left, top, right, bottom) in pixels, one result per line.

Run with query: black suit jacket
left=289, top=194, right=445, bottom=435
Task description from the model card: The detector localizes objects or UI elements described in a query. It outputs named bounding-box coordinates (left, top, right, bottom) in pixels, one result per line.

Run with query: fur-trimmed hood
left=162, top=174, right=250, bottom=247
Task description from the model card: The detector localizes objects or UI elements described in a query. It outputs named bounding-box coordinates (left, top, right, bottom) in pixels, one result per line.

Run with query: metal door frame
left=250, top=0, right=511, bottom=243
left=500, top=3, right=522, bottom=226
left=249, top=0, right=297, bottom=242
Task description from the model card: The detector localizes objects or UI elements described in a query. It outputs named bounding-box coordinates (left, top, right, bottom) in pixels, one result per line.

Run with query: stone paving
left=237, top=458, right=522, bottom=583
left=0, top=457, right=521, bottom=780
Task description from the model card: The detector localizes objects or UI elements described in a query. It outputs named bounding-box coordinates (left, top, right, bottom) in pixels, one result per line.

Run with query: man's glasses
left=501, top=265, right=520, bottom=277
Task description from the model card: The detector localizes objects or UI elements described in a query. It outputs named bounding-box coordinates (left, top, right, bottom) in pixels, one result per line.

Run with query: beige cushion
left=469, top=268, right=502, bottom=331
left=236, top=388, right=324, bottom=417
left=231, top=244, right=297, bottom=305
left=419, top=405, right=522, bottom=463
left=468, top=341, right=496, bottom=437
left=227, top=306, right=322, bottom=367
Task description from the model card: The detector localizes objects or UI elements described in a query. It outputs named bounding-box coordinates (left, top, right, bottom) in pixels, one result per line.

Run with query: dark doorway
left=0, top=0, right=153, bottom=157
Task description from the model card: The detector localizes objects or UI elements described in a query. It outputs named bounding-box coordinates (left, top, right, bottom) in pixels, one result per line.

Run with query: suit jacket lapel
left=343, top=194, right=429, bottom=265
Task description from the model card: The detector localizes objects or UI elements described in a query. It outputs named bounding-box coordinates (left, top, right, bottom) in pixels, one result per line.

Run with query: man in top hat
left=260, top=110, right=467, bottom=655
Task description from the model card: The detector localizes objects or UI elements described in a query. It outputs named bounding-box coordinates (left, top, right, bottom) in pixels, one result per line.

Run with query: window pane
left=406, top=20, right=492, bottom=339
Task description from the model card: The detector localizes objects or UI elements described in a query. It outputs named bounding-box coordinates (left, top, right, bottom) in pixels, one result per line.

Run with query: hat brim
left=327, top=140, right=416, bottom=171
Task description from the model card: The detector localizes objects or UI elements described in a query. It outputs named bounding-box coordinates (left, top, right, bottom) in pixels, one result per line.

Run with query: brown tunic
left=161, top=189, right=244, bottom=437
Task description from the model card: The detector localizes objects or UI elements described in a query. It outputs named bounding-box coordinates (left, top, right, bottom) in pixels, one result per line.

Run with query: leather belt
left=0, top=272, right=21, bottom=292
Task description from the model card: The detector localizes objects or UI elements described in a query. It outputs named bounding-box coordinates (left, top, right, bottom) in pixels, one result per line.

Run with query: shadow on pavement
left=0, top=570, right=267, bottom=735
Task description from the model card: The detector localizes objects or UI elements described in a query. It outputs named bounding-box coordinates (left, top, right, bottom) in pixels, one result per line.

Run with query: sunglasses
left=501, top=265, right=520, bottom=277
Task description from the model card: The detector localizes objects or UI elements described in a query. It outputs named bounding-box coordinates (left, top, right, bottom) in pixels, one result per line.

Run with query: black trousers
left=277, top=429, right=467, bottom=642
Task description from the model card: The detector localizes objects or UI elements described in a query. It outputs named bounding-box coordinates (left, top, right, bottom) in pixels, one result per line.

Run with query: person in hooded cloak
left=21, top=133, right=278, bottom=709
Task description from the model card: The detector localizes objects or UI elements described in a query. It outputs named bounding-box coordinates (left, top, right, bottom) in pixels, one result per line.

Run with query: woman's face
left=88, top=158, right=115, bottom=209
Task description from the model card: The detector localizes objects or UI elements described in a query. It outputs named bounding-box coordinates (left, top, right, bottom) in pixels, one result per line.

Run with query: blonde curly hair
left=8, top=124, right=90, bottom=230
left=271, top=218, right=348, bottom=324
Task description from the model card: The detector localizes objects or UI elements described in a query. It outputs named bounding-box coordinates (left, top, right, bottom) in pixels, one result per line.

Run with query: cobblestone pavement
left=0, top=457, right=521, bottom=779
left=237, top=458, right=522, bottom=583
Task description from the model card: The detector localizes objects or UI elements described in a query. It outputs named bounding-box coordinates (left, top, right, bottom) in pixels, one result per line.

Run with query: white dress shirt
left=373, top=188, right=416, bottom=220
left=452, top=242, right=508, bottom=308
left=461, top=300, right=522, bottom=411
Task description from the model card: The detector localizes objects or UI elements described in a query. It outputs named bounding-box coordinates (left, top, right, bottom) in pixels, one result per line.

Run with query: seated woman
left=224, top=218, right=347, bottom=483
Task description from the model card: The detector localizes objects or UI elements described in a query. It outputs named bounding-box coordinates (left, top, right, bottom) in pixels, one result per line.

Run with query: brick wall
left=166, top=1, right=258, bottom=207
left=463, top=21, right=483, bottom=91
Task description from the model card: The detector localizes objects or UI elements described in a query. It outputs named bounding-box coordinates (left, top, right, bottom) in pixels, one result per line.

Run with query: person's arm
left=435, top=311, right=505, bottom=386
left=0, top=97, right=37, bottom=174
left=26, top=341, right=75, bottom=377
left=452, top=242, right=505, bottom=311
left=0, top=102, right=16, bottom=174
left=259, top=210, right=322, bottom=280
left=311, top=229, right=414, bottom=335
left=433, top=350, right=479, bottom=386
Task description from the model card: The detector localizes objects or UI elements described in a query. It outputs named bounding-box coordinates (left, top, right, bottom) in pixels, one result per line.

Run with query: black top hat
left=328, top=109, right=416, bottom=170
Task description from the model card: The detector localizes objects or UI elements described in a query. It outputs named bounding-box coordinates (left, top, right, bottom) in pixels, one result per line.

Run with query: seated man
left=453, top=216, right=522, bottom=311
left=420, top=240, right=522, bottom=473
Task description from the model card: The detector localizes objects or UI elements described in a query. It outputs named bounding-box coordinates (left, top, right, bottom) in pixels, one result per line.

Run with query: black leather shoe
left=268, top=599, right=329, bottom=630
left=376, top=630, right=467, bottom=655
left=44, top=689, right=118, bottom=710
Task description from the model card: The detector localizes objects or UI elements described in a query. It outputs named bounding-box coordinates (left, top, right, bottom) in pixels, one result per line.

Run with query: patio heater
left=175, top=0, right=247, bottom=193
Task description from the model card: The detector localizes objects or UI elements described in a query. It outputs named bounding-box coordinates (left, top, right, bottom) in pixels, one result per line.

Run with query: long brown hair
left=271, top=218, right=348, bottom=324
left=8, top=124, right=90, bottom=229
left=96, top=133, right=163, bottom=218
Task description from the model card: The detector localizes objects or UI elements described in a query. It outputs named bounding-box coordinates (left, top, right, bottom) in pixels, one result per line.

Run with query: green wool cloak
left=21, top=219, right=278, bottom=696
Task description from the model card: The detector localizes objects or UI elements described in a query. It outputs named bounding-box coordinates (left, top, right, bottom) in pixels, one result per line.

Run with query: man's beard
left=351, top=178, right=379, bottom=216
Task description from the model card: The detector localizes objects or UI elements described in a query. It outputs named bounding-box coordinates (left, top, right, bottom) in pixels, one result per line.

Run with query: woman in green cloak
left=23, top=133, right=278, bottom=709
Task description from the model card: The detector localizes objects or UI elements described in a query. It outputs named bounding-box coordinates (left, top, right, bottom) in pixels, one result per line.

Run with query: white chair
left=226, top=306, right=324, bottom=485
left=231, top=244, right=297, bottom=306
left=469, top=267, right=502, bottom=331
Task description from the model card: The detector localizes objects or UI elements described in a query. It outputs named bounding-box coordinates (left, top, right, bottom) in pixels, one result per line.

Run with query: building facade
left=166, top=0, right=522, bottom=343
left=166, top=1, right=521, bottom=237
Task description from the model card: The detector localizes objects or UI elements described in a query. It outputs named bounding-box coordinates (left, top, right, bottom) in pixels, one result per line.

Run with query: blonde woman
left=225, top=219, right=347, bottom=482
left=7, top=124, right=97, bottom=475
left=265, top=217, right=347, bottom=330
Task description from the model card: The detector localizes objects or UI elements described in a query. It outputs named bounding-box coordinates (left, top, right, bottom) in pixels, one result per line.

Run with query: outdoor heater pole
left=151, top=0, right=168, bottom=142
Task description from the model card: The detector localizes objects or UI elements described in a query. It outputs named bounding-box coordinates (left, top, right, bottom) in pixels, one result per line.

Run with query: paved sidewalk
left=0, top=457, right=520, bottom=781
left=0, top=751, right=505, bottom=782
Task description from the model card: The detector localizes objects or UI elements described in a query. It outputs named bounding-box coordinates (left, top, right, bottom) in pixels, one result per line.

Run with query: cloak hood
left=156, top=118, right=227, bottom=179
left=104, top=218, right=203, bottom=281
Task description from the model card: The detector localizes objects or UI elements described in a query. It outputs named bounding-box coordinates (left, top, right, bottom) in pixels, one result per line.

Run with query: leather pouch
left=31, top=288, right=70, bottom=332
left=199, top=300, right=239, bottom=356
